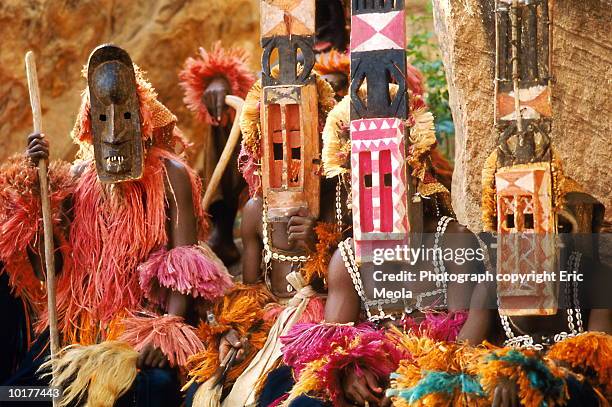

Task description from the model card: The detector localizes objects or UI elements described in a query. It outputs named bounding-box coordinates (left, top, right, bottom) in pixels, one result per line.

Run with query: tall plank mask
left=492, top=0, right=559, bottom=316
left=88, top=45, right=143, bottom=183
left=349, top=0, right=414, bottom=263
left=260, top=0, right=320, bottom=221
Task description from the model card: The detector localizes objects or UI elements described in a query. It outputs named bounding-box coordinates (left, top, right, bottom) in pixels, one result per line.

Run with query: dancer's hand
left=342, top=367, right=385, bottom=406
left=203, top=76, right=230, bottom=125
left=286, top=207, right=316, bottom=252
left=138, top=342, right=168, bottom=369
left=219, top=328, right=250, bottom=364
left=492, top=378, right=518, bottom=407
left=26, top=132, right=49, bottom=164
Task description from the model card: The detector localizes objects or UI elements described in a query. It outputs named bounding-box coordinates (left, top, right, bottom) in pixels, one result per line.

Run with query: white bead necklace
left=261, top=198, right=310, bottom=293
left=339, top=216, right=453, bottom=323
left=500, top=251, right=584, bottom=349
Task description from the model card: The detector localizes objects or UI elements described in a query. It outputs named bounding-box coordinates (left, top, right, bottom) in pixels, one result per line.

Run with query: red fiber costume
left=179, top=42, right=256, bottom=126
left=43, top=65, right=233, bottom=348
left=2, top=46, right=234, bottom=406
left=0, top=156, right=73, bottom=316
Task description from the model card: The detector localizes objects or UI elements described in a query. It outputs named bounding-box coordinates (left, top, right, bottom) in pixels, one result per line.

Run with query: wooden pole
left=510, top=0, right=523, bottom=132
left=25, top=51, right=60, bottom=406
left=201, top=95, right=245, bottom=211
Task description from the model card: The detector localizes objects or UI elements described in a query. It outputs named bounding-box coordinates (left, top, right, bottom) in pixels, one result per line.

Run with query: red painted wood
left=286, top=104, right=301, bottom=187
left=359, top=150, right=374, bottom=233
left=379, top=149, right=393, bottom=232
left=267, top=104, right=283, bottom=188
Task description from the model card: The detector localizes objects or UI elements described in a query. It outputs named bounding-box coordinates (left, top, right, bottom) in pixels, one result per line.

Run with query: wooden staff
left=202, top=95, right=244, bottom=211
left=25, top=52, right=60, bottom=394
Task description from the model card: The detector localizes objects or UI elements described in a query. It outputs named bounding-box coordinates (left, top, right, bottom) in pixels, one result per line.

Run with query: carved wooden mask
left=349, top=0, right=411, bottom=263
left=261, top=84, right=320, bottom=220
left=88, top=45, right=143, bottom=183
left=496, top=164, right=559, bottom=315
left=495, top=0, right=553, bottom=166
left=261, top=0, right=316, bottom=87
left=350, top=118, right=409, bottom=261
left=350, top=0, right=407, bottom=120
left=260, top=0, right=320, bottom=220
left=492, top=0, right=559, bottom=315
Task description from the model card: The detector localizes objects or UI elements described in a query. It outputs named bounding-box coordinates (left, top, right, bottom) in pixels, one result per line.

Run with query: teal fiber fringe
left=386, top=370, right=484, bottom=403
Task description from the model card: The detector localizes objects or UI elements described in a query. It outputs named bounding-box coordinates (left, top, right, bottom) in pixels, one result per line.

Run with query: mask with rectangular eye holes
left=88, top=44, right=143, bottom=183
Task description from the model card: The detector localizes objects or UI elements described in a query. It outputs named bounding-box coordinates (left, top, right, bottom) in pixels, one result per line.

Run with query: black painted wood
left=261, top=35, right=315, bottom=86
left=350, top=49, right=407, bottom=120
left=352, top=0, right=404, bottom=15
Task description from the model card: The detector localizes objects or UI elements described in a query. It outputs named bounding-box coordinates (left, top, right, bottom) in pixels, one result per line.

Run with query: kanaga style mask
left=349, top=0, right=413, bottom=263
left=88, top=45, right=143, bottom=183
left=260, top=0, right=320, bottom=221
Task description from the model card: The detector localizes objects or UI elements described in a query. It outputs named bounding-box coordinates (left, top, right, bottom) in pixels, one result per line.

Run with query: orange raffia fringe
left=302, top=222, right=342, bottom=285
left=46, top=151, right=166, bottom=339
left=314, top=49, right=350, bottom=77
left=477, top=347, right=569, bottom=407
left=239, top=80, right=263, bottom=161
left=0, top=154, right=74, bottom=314
left=321, top=93, right=351, bottom=178
left=238, top=67, right=336, bottom=197
left=387, top=329, right=489, bottom=407
left=547, top=332, right=612, bottom=398
left=406, top=63, right=426, bottom=97
left=391, top=328, right=487, bottom=373
left=237, top=78, right=264, bottom=197
left=179, top=41, right=256, bottom=125
left=185, top=284, right=274, bottom=389
left=481, top=150, right=498, bottom=232
left=40, top=341, right=138, bottom=407
left=406, top=95, right=439, bottom=188
left=38, top=147, right=209, bottom=343
left=117, top=313, right=203, bottom=368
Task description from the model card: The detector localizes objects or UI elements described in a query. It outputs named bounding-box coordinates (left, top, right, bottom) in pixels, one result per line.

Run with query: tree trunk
left=433, top=0, right=612, bottom=230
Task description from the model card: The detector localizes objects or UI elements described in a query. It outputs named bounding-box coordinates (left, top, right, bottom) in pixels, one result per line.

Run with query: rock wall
left=433, top=0, right=611, bottom=230
left=2, top=0, right=608, bottom=228
left=0, top=0, right=261, bottom=165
